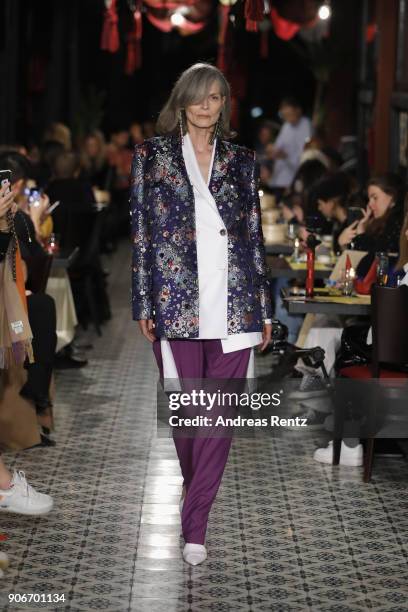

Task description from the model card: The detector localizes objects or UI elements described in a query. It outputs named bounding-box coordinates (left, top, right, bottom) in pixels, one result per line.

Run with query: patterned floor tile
left=0, top=243, right=407, bottom=611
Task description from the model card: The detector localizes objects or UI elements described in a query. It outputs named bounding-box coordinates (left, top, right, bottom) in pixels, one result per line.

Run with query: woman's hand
left=356, top=207, right=372, bottom=234
left=0, top=183, right=16, bottom=216
left=29, top=193, right=50, bottom=223
left=258, top=322, right=272, bottom=352
left=29, top=193, right=50, bottom=239
left=338, top=220, right=358, bottom=248
left=281, top=204, right=295, bottom=222
left=298, top=225, right=309, bottom=244
left=138, top=319, right=156, bottom=342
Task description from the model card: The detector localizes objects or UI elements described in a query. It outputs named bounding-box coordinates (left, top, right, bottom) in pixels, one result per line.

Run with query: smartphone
left=47, top=200, right=60, bottom=214
left=0, top=169, right=12, bottom=193
left=347, top=206, right=365, bottom=225
left=27, top=188, right=43, bottom=208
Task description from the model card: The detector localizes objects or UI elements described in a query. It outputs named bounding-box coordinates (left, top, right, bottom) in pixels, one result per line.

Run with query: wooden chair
left=333, top=285, right=408, bottom=482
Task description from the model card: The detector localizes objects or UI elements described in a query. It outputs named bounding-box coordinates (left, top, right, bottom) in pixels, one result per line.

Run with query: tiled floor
left=1, top=244, right=408, bottom=611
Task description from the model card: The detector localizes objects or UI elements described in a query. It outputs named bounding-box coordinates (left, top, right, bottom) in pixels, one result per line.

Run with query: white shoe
left=313, top=441, right=363, bottom=466
left=183, top=543, right=207, bottom=566
left=0, top=471, right=53, bottom=516
left=0, top=552, right=9, bottom=570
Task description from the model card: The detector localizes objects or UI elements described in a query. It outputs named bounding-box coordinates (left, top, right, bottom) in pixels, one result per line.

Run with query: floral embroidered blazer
left=130, top=134, right=272, bottom=338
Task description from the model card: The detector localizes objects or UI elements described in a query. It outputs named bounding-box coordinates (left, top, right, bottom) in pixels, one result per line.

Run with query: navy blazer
left=130, top=134, right=272, bottom=338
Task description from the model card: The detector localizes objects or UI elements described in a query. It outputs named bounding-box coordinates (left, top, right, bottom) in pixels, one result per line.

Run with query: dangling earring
left=179, top=109, right=185, bottom=144
left=209, top=113, right=222, bottom=145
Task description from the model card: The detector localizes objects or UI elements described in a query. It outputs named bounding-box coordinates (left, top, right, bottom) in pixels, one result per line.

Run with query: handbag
left=354, top=256, right=377, bottom=295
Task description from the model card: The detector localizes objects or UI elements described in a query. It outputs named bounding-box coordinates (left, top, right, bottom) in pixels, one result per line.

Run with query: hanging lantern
left=125, top=1, right=143, bottom=74
left=101, top=0, right=120, bottom=53
left=217, top=0, right=237, bottom=72
left=143, top=0, right=210, bottom=35
left=244, top=0, right=264, bottom=32
left=270, top=6, right=300, bottom=40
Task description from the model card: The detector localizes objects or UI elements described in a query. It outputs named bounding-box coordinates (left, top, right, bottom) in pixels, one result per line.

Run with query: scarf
left=0, top=213, right=34, bottom=369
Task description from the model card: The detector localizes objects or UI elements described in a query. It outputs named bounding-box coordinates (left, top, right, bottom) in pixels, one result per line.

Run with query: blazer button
left=219, top=229, right=227, bottom=236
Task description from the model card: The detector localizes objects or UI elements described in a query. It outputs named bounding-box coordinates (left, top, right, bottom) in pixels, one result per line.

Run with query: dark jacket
left=352, top=206, right=403, bottom=254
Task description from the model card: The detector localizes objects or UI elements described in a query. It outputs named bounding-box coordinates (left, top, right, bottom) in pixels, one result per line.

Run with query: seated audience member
left=43, top=122, right=72, bottom=151
left=281, top=158, right=329, bottom=224
left=0, top=183, right=57, bottom=497
left=80, top=130, right=112, bottom=191
left=35, top=140, right=65, bottom=188
left=46, top=151, right=96, bottom=247
left=0, top=152, right=59, bottom=422
left=308, top=172, right=354, bottom=252
left=338, top=173, right=404, bottom=255
left=265, top=97, right=312, bottom=198
left=294, top=177, right=405, bottom=391
left=47, top=152, right=110, bottom=332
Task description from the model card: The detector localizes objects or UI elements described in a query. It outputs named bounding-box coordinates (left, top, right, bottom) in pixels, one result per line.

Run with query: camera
left=270, top=318, right=288, bottom=351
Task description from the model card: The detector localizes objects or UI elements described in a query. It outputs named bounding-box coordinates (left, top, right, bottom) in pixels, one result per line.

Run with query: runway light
left=318, top=3, right=331, bottom=20
left=171, top=12, right=187, bottom=26
left=251, top=106, right=263, bottom=118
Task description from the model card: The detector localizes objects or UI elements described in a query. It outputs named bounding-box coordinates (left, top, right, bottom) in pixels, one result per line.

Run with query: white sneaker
left=0, top=552, right=9, bottom=570
left=183, top=543, right=207, bottom=566
left=0, top=471, right=53, bottom=516
left=313, top=441, right=363, bottom=466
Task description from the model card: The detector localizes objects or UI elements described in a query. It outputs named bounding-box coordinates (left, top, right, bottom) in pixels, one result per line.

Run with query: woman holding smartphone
left=0, top=179, right=54, bottom=516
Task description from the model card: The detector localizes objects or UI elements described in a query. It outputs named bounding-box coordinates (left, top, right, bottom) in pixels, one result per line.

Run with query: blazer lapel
left=208, top=139, right=236, bottom=228
left=182, top=133, right=220, bottom=217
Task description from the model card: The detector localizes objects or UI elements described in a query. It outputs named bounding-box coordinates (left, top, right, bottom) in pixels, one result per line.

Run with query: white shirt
left=269, top=116, right=312, bottom=188
left=160, top=133, right=267, bottom=379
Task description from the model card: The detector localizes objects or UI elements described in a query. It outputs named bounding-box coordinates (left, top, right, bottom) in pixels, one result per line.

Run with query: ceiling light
left=171, top=12, right=186, bottom=27
left=251, top=107, right=263, bottom=118
left=318, top=3, right=331, bottom=20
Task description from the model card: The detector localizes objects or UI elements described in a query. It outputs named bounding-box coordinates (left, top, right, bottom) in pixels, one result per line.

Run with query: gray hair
left=156, top=63, right=234, bottom=139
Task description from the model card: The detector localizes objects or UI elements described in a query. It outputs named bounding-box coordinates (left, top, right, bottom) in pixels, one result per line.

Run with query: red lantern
left=125, top=4, right=143, bottom=74
left=101, top=0, right=120, bottom=53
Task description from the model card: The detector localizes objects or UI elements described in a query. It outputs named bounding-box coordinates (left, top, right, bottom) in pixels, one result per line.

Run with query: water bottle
left=376, top=252, right=389, bottom=287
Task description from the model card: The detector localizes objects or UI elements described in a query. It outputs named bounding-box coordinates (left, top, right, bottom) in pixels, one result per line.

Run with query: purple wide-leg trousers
left=153, top=339, right=250, bottom=545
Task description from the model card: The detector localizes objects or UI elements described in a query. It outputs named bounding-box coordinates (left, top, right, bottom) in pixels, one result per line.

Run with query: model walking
left=131, top=63, right=272, bottom=565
